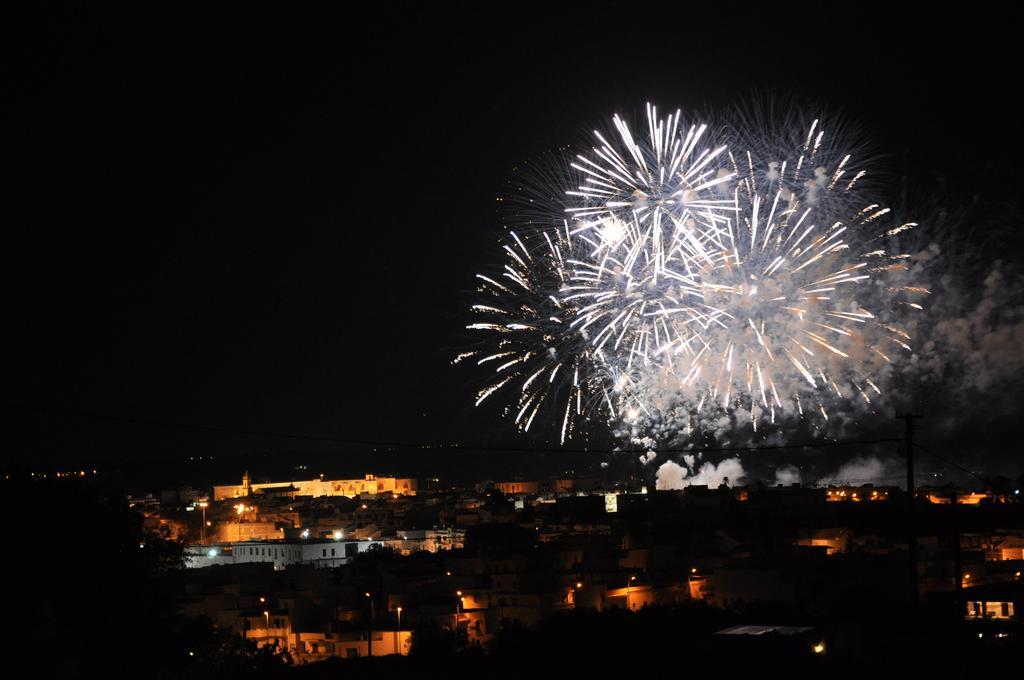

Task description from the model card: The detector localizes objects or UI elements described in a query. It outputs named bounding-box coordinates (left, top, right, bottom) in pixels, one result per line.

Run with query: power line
left=1, top=401, right=900, bottom=455
left=912, top=443, right=990, bottom=486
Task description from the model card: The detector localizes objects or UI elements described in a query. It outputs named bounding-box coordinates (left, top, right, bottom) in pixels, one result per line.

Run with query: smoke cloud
left=823, top=456, right=896, bottom=485
left=774, top=465, right=802, bottom=485
left=655, top=457, right=746, bottom=490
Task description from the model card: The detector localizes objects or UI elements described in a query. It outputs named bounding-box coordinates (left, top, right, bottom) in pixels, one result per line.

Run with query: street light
left=364, top=592, right=374, bottom=657
left=627, top=575, right=636, bottom=610
left=198, top=501, right=208, bottom=544
left=263, top=610, right=270, bottom=643
left=396, top=606, right=403, bottom=655
left=454, top=591, right=464, bottom=631
left=234, top=504, right=246, bottom=542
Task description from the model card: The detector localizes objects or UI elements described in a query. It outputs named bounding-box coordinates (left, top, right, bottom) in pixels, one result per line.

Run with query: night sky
left=4, top=5, right=1022, bottom=470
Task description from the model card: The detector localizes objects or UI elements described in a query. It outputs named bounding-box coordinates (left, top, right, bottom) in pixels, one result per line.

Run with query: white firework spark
left=461, top=104, right=923, bottom=446
left=458, top=226, right=604, bottom=443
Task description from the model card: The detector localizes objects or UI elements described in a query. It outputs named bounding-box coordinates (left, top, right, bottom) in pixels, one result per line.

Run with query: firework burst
left=460, top=104, right=923, bottom=446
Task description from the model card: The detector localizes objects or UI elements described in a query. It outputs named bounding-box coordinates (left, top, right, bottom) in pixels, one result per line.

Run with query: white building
left=185, top=538, right=383, bottom=570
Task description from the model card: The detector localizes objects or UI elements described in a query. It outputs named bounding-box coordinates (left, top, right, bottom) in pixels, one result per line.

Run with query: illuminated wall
left=213, top=474, right=417, bottom=500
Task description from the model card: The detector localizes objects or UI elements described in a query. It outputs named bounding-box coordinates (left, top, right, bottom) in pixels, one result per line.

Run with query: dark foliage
left=2, top=481, right=290, bottom=678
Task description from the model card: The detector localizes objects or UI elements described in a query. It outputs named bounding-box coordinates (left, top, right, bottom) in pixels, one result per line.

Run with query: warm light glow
left=812, top=642, right=826, bottom=655
left=332, top=530, right=342, bottom=540
left=690, top=567, right=697, bottom=574
left=259, top=596, right=266, bottom=603
left=575, top=582, right=583, bottom=589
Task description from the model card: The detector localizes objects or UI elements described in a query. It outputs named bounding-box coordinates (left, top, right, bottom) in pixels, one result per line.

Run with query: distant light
left=575, top=582, right=583, bottom=589
left=259, top=596, right=266, bottom=603
left=332, top=530, right=342, bottom=540
left=301, top=529, right=310, bottom=539
left=691, top=567, right=698, bottom=574
left=812, top=642, right=826, bottom=655
left=207, top=549, right=218, bottom=558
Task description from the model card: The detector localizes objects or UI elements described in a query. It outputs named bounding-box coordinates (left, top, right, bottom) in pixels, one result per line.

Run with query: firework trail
left=454, top=226, right=604, bottom=444
left=460, top=104, right=923, bottom=447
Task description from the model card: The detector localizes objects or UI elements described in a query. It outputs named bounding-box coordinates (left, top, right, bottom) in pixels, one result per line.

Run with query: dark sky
left=3, top=4, right=1022, bottom=467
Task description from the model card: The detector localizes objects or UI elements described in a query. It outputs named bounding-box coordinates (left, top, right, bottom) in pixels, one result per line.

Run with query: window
left=331, top=548, right=336, bottom=556
left=323, top=549, right=327, bottom=557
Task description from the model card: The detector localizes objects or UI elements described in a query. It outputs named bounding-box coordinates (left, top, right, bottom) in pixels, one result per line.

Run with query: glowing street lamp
left=454, top=591, right=465, bottom=631
left=234, top=504, right=246, bottom=542
left=198, top=501, right=208, bottom=544
left=395, top=606, right=403, bottom=655
left=364, top=592, right=374, bottom=657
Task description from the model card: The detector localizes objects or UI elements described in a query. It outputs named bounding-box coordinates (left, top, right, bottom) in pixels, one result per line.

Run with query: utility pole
left=897, top=413, right=922, bottom=608
left=950, top=490, right=962, bottom=599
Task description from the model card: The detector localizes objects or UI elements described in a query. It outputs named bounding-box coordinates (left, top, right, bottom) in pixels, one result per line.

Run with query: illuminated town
left=8, top=4, right=1024, bottom=678
left=12, top=459, right=1018, bottom=675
